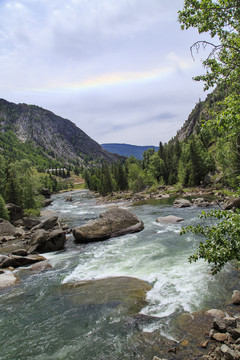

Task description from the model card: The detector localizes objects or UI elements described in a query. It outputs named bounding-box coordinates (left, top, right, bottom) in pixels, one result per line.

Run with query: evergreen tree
left=0, top=194, right=9, bottom=220
left=116, top=162, right=128, bottom=191
left=0, top=155, right=6, bottom=197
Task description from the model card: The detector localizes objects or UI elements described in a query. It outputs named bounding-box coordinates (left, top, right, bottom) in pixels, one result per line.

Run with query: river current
left=0, top=190, right=237, bottom=359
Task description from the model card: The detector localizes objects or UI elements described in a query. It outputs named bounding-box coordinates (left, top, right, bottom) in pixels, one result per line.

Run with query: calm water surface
left=0, top=190, right=237, bottom=360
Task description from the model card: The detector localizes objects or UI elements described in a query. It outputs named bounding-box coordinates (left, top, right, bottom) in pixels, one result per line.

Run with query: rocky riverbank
left=94, top=185, right=236, bottom=208
left=1, top=188, right=240, bottom=359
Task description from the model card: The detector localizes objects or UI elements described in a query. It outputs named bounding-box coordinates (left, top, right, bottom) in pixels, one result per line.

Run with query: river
left=0, top=190, right=237, bottom=359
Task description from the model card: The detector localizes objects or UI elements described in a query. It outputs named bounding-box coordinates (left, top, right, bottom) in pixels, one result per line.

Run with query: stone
left=13, top=219, right=24, bottom=227
left=200, top=340, right=209, bottom=348
left=23, top=217, right=41, bottom=229
left=0, top=256, right=20, bottom=268
left=41, top=187, right=51, bottom=198
left=31, top=216, right=58, bottom=231
left=30, top=260, right=52, bottom=272
left=28, top=228, right=66, bottom=253
left=6, top=203, right=24, bottom=223
left=11, top=249, right=28, bottom=256
left=65, top=196, right=73, bottom=202
left=223, top=198, right=240, bottom=211
left=232, top=290, right=240, bottom=305
left=73, top=207, right=144, bottom=243
left=42, top=199, right=53, bottom=207
left=192, top=198, right=210, bottom=207
left=213, top=318, right=227, bottom=332
left=224, top=317, right=237, bottom=329
left=212, top=332, right=228, bottom=342
left=62, top=276, right=151, bottom=314
left=156, top=215, right=184, bottom=224
left=228, top=328, right=240, bottom=340
left=0, top=218, right=17, bottom=236
left=0, top=253, right=45, bottom=268
left=0, top=272, right=18, bottom=288
left=173, top=198, right=192, bottom=208
left=220, top=344, right=236, bottom=360
left=206, top=309, right=225, bottom=318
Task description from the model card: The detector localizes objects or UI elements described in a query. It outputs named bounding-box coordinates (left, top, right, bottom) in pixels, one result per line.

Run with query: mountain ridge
left=0, top=98, right=120, bottom=167
left=101, top=143, right=158, bottom=160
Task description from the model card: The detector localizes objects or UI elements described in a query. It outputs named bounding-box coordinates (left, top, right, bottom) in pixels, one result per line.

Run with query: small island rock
left=73, top=206, right=144, bottom=243
left=173, top=198, right=192, bottom=208
left=156, top=215, right=184, bottom=224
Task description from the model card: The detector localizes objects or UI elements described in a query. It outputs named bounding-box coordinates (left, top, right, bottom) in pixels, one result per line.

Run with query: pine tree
left=0, top=194, right=9, bottom=220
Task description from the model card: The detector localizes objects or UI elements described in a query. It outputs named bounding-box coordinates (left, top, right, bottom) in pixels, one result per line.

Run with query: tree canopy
left=178, top=0, right=240, bottom=90
left=179, top=0, right=240, bottom=273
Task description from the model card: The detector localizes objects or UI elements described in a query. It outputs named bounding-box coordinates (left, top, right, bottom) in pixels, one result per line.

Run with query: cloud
left=0, top=0, right=211, bottom=145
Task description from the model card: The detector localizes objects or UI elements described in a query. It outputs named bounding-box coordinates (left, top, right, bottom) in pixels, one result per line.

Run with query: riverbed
left=0, top=190, right=238, bottom=360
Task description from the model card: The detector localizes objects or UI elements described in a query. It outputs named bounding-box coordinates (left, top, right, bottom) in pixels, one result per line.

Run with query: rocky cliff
left=0, top=99, right=119, bottom=165
left=175, top=85, right=227, bottom=141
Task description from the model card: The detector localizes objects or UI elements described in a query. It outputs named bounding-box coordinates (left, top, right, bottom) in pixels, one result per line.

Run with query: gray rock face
left=28, top=228, right=66, bottom=253
left=0, top=218, right=17, bottom=236
left=156, top=215, right=184, bottom=224
left=73, top=207, right=144, bottom=243
left=223, top=198, right=240, bottom=210
left=0, top=253, right=45, bottom=268
left=0, top=98, right=119, bottom=166
left=31, top=216, right=58, bottom=231
left=173, top=199, right=192, bottom=208
left=23, top=217, right=41, bottom=229
left=192, top=198, right=210, bottom=207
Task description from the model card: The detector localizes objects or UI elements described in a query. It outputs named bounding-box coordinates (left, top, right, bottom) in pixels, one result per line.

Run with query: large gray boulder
left=0, top=254, right=46, bottom=269
left=23, top=217, right=41, bottom=230
left=0, top=218, right=17, bottom=236
left=31, top=216, right=58, bottom=231
left=173, top=198, right=192, bottom=208
left=73, top=207, right=144, bottom=243
left=28, top=228, right=66, bottom=253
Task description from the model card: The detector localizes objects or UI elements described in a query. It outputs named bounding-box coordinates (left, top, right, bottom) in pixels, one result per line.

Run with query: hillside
left=101, top=143, right=158, bottom=160
left=175, top=85, right=227, bottom=141
left=0, top=99, right=120, bottom=168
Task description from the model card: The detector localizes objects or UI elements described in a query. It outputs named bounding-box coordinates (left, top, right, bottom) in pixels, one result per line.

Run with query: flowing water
left=0, top=190, right=238, bottom=360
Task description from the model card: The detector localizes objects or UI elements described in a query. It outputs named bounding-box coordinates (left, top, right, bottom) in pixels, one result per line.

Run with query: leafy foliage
left=178, top=0, right=240, bottom=273
left=181, top=209, right=240, bottom=274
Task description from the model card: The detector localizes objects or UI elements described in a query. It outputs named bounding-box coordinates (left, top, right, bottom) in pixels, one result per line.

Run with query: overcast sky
left=0, top=0, right=212, bottom=146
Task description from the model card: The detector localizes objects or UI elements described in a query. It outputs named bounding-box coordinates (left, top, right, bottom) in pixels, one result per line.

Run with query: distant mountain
left=101, top=143, right=159, bottom=160
left=0, top=99, right=120, bottom=168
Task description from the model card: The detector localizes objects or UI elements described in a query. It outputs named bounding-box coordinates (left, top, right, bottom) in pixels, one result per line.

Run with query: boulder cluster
left=0, top=212, right=69, bottom=279
left=0, top=202, right=145, bottom=288
left=202, top=293, right=240, bottom=360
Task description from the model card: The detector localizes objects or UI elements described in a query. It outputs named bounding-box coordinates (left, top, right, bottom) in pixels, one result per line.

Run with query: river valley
left=0, top=190, right=239, bottom=360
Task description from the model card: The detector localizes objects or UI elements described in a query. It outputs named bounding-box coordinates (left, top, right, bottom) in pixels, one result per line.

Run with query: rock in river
left=73, top=206, right=144, bottom=243
left=28, top=228, right=66, bottom=253
left=156, top=215, right=184, bottom=224
left=61, top=276, right=151, bottom=314
left=173, top=198, right=192, bottom=208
